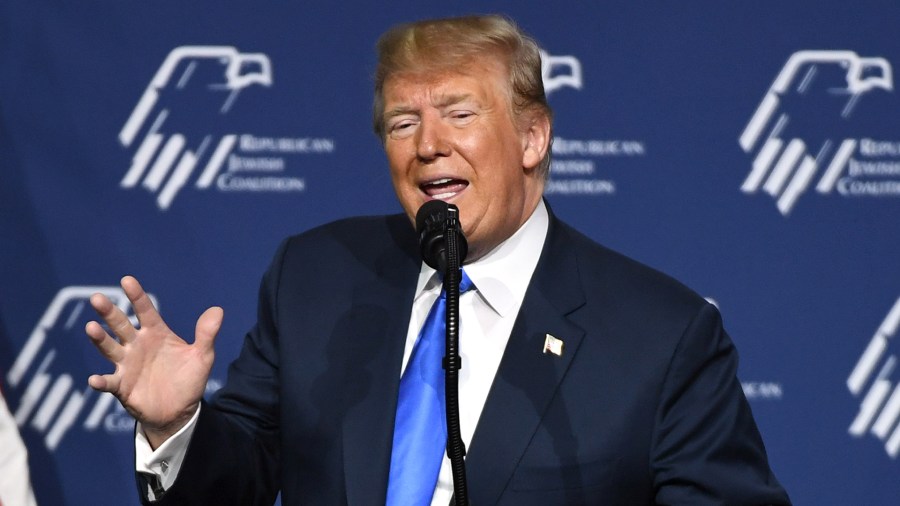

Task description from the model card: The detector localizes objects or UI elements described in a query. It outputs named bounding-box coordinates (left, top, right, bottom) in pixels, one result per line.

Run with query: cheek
left=388, top=170, right=416, bottom=198
left=385, top=142, right=414, bottom=171
left=386, top=160, right=417, bottom=203
left=459, top=197, right=493, bottom=236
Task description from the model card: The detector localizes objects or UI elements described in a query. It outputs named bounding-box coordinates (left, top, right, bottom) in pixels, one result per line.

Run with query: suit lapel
left=465, top=213, right=587, bottom=504
left=341, top=215, right=419, bottom=505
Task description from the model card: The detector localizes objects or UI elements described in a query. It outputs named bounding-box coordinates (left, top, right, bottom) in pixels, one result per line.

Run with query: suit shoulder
left=282, top=214, right=406, bottom=247
left=264, top=213, right=417, bottom=280
left=273, top=213, right=411, bottom=258
left=556, top=220, right=708, bottom=316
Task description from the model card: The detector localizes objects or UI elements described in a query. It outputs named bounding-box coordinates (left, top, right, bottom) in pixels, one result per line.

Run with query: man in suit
left=86, top=15, right=790, bottom=505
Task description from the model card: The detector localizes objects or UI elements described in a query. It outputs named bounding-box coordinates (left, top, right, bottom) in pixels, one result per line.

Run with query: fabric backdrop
left=1, top=1, right=898, bottom=504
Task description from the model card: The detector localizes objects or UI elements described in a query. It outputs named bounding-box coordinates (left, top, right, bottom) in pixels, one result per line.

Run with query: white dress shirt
left=136, top=200, right=549, bottom=504
left=0, top=390, right=37, bottom=506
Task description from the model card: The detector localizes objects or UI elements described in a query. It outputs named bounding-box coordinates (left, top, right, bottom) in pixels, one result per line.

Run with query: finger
left=87, top=373, right=121, bottom=394
left=194, top=306, right=224, bottom=352
left=85, top=321, right=125, bottom=362
left=121, top=276, right=165, bottom=329
left=90, top=292, right=137, bottom=343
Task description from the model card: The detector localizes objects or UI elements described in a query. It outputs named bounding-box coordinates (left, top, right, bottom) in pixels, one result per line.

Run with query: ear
left=521, top=110, right=551, bottom=170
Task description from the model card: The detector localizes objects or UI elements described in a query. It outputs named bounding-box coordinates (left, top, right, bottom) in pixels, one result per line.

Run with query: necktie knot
left=440, top=269, right=474, bottom=298
left=458, top=269, right=474, bottom=294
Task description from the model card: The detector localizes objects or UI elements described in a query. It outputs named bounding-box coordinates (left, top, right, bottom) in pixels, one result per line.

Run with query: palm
left=86, top=276, right=222, bottom=440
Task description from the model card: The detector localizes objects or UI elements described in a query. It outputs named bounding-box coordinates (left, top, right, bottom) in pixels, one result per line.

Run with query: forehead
left=382, top=59, right=511, bottom=105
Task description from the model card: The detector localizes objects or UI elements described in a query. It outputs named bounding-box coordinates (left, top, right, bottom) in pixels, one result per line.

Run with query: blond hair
left=373, top=14, right=553, bottom=175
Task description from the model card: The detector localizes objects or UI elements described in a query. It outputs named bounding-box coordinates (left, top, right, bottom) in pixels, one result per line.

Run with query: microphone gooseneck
left=414, top=200, right=470, bottom=505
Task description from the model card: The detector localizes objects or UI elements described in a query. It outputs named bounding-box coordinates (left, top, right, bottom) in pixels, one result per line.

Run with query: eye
left=450, top=110, right=474, bottom=120
left=387, top=118, right=418, bottom=139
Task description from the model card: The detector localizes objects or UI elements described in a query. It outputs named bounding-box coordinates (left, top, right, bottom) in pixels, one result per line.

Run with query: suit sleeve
left=136, top=239, right=290, bottom=505
left=650, top=303, right=791, bottom=505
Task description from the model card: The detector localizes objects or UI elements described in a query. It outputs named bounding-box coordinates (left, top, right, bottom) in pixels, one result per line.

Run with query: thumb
left=194, top=306, right=224, bottom=351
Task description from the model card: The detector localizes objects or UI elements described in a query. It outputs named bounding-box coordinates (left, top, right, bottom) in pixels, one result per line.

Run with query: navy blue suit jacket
left=143, top=209, right=790, bottom=505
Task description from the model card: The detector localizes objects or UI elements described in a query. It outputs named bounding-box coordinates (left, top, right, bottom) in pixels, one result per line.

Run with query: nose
left=415, top=113, right=450, bottom=161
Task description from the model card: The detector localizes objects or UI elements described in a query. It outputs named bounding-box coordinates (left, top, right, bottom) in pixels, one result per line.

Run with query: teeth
left=426, top=178, right=453, bottom=186
left=432, top=191, right=457, bottom=199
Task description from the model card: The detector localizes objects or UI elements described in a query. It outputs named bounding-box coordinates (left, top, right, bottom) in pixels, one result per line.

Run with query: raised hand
left=85, top=275, right=223, bottom=448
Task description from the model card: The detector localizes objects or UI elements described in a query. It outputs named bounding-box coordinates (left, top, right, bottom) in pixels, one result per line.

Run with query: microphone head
left=415, top=200, right=467, bottom=271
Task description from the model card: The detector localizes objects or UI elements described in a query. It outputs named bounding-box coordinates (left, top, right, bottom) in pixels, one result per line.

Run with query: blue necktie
left=386, top=270, right=473, bottom=506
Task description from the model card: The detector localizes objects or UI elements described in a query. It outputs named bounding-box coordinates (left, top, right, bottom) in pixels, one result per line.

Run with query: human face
left=382, top=61, right=550, bottom=262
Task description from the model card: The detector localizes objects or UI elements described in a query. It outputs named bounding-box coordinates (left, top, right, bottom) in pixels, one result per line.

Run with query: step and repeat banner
left=1, top=1, right=898, bottom=504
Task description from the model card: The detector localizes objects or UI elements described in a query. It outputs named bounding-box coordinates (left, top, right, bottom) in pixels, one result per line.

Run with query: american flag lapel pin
left=543, top=333, right=564, bottom=356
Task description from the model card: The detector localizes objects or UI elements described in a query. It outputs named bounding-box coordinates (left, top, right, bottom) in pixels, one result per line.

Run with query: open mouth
left=420, top=177, right=469, bottom=200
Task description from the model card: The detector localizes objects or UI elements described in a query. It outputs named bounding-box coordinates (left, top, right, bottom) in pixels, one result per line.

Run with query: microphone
left=414, top=199, right=471, bottom=504
left=415, top=200, right=468, bottom=271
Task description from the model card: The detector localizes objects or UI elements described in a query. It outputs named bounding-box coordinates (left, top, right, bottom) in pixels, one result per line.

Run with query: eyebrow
left=384, top=93, right=478, bottom=119
left=384, top=106, right=418, bottom=120
left=433, top=92, right=475, bottom=108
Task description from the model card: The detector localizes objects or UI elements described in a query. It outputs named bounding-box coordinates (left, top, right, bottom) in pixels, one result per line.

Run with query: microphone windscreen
left=416, top=200, right=450, bottom=270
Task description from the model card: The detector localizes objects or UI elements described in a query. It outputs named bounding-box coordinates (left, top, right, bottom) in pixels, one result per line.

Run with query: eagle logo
left=541, top=50, right=583, bottom=95
left=6, top=287, right=157, bottom=450
left=847, top=297, right=900, bottom=458
left=119, top=46, right=273, bottom=210
left=739, top=50, right=893, bottom=215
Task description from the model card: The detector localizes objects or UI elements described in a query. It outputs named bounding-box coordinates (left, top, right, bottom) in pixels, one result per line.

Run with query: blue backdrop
left=2, top=1, right=898, bottom=504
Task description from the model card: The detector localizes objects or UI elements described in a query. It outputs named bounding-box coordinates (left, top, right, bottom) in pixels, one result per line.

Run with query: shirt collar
left=414, top=200, right=549, bottom=317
